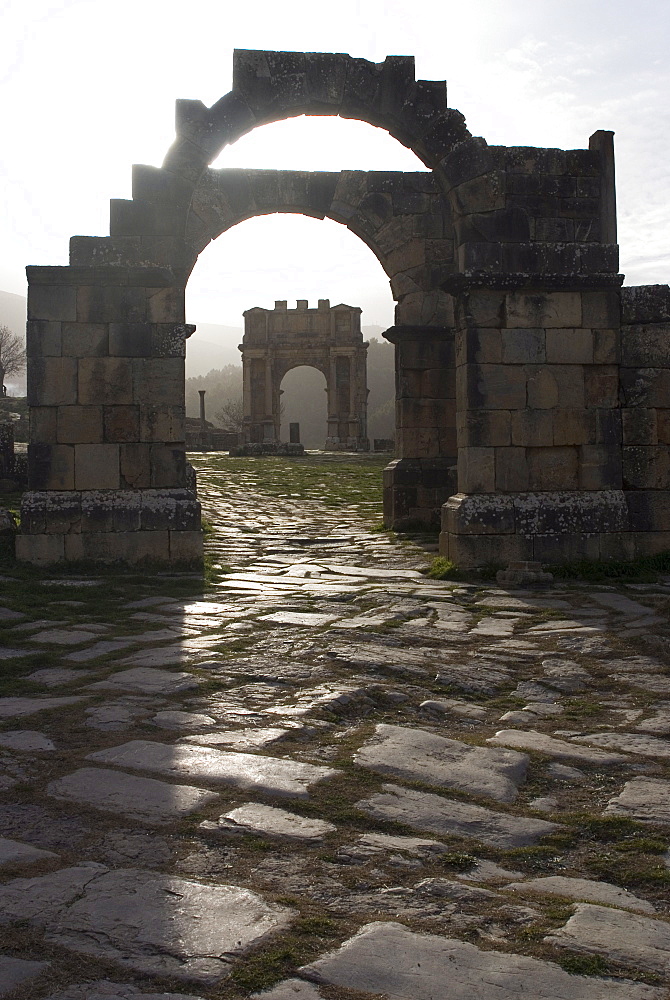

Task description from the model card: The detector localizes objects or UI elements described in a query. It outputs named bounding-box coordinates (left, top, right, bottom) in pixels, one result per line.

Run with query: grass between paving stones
left=189, top=453, right=390, bottom=517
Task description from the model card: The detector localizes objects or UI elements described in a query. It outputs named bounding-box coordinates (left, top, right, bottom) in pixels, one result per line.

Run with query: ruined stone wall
left=619, top=284, right=670, bottom=552
left=16, top=49, right=670, bottom=567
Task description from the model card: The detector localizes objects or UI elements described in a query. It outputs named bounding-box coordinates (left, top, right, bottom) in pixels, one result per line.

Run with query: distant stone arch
left=241, top=299, right=369, bottom=451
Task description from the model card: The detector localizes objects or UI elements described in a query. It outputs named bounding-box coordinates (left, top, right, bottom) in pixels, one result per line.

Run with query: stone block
left=511, top=410, right=553, bottom=447
left=594, top=408, right=622, bottom=447
left=150, top=445, right=185, bottom=487
left=528, top=447, right=578, bottom=490
left=132, top=359, right=184, bottom=405
left=169, top=529, right=204, bottom=564
left=420, top=369, right=453, bottom=399
left=78, top=358, right=133, bottom=405
left=623, top=446, right=670, bottom=490
left=112, top=492, right=142, bottom=532
left=74, top=444, right=120, bottom=490
left=620, top=368, right=670, bottom=408
left=151, top=324, right=190, bottom=358
left=501, top=329, right=545, bottom=364
left=533, top=532, right=601, bottom=564
left=457, top=447, right=495, bottom=492
left=443, top=531, right=533, bottom=567
left=103, top=405, right=141, bottom=443
left=599, top=532, right=637, bottom=562
left=29, top=444, right=75, bottom=490
left=553, top=408, right=595, bottom=446
left=451, top=170, right=506, bottom=214
left=457, top=409, right=511, bottom=447
left=593, top=328, right=619, bottom=364
left=139, top=405, right=184, bottom=443
left=579, top=444, right=623, bottom=490
left=585, top=367, right=619, bottom=407
left=120, top=443, right=152, bottom=488
left=16, top=533, right=65, bottom=565
left=443, top=493, right=515, bottom=536
left=456, top=329, right=502, bottom=366
left=457, top=289, right=505, bottom=330
left=30, top=408, right=57, bottom=444
left=61, top=323, right=108, bottom=357
left=76, top=285, right=147, bottom=324
left=629, top=530, right=670, bottom=557
left=80, top=492, right=115, bottom=533
left=623, top=408, right=658, bottom=446
left=457, top=242, right=502, bottom=271
left=505, top=291, right=582, bottom=329
left=109, top=324, right=152, bottom=357
left=26, top=320, right=62, bottom=357
left=57, top=406, right=103, bottom=444
left=581, top=288, right=620, bottom=328
left=513, top=490, right=628, bottom=535
left=621, top=284, right=670, bottom=324
left=526, top=368, right=559, bottom=409
left=657, top=410, right=670, bottom=445
left=28, top=285, right=77, bottom=322
left=537, top=365, right=585, bottom=408
left=625, top=491, right=670, bottom=532
left=457, top=364, right=526, bottom=411
left=64, top=530, right=133, bottom=563
left=397, top=398, right=451, bottom=430
left=27, top=358, right=78, bottom=406
left=495, top=447, right=529, bottom=491
left=545, top=328, right=593, bottom=364
left=622, top=323, right=670, bottom=368
left=147, top=286, right=185, bottom=322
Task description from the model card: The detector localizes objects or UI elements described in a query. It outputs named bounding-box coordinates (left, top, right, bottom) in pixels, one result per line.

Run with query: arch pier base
left=383, top=324, right=457, bottom=530
left=17, top=265, right=203, bottom=566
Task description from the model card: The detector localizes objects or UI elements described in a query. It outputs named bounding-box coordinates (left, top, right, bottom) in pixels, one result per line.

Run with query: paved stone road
left=0, top=453, right=670, bottom=998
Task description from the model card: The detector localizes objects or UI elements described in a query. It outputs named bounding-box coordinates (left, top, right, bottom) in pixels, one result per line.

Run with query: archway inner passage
left=280, top=366, right=327, bottom=449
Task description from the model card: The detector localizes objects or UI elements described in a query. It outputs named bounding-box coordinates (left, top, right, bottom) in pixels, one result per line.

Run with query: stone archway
left=20, top=49, right=636, bottom=569
left=241, top=300, right=369, bottom=451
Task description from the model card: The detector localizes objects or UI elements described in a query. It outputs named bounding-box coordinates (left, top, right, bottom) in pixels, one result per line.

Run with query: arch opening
left=279, top=366, right=328, bottom=450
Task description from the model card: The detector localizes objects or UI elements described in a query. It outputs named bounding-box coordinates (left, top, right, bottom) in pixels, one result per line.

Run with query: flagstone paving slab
left=299, top=921, right=663, bottom=999
left=251, top=981, right=323, bottom=1000
left=605, top=776, right=670, bottom=823
left=0, top=647, right=34, bottom=660
left=0, top=730, right=55, bottom=751
left=0, top=696, right=86, bottom=718
left=487, top=730, right=631, bottom=764
left=178, top=728, right=290, bottom=748
left=504, top=875, right=656, bottom=913
left=357, top=784, right=560, bottom=848
left=87, top=741, right=337, bottom=798
left=0, top=836, right=58, bottom=867
left=30, top=629, right=103, bottom=645
left=44, top=983, right=205, bottom=1000
left=88, top=668, right=201, bottom=695
left=152, top=710, right=217, bottom=730
left=48, top=768, right=220, bottom=824
left=26, top=668, right=92, bottom=687
left=0, top=864, right=294, bottom=983
left=203, top=803, right=336, bottom=842
left=571, top=732, right=670, bottom=758
left=0, top=956, right=49, bottom=994
left=545, top=903, right=670, bottom=975
left=354, top=724, right=528, bottom=803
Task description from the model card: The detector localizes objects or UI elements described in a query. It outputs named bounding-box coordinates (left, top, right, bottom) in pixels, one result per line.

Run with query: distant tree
left=0, top=326, right=26, bottom=393
left=215, top=396, right=245, bottom=430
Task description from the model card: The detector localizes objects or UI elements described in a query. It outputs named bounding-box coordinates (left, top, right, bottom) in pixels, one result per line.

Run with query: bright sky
left=1, top=0, right=669, bottom=332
